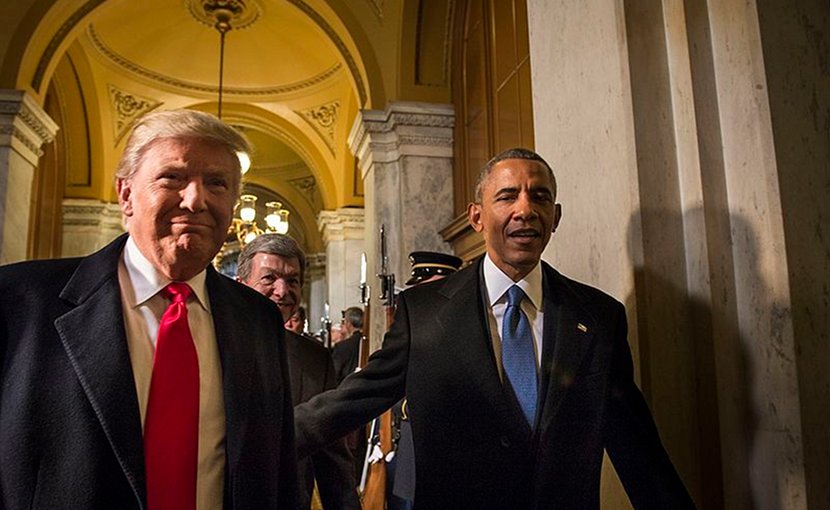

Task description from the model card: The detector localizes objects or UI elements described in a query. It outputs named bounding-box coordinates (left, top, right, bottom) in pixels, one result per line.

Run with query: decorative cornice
left=348, top=101, right=454, bottom=171
left=32, top=0, right=106, bottom=91
left=286, top=0, right=368, bottom=106
left=299, top=100, right=340, bottom=155
left=61, top=198, right=124, bottom=229
left=0, top=90, right=59, bottom=161
left=88, top=25, right=342, bottom=97
left=107, top=84, right=162, bottom=144
left=317, top=208, right=365, bottom=243
left=307, top=252, right=327, bottom=270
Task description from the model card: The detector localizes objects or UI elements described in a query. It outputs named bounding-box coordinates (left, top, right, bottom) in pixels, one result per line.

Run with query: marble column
left=61, top=198, right=124, bottom=257
left=305, top=252, right=327, bottom=336
left=0, top=90, right=59, bottom=263
left=317, top=208, right=365, bottom=331
left=348, top=101, right=454, bottom=349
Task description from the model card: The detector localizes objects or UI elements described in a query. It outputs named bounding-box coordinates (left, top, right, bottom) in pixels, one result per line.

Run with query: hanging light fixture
left=202, top=0, right=291, bottom=253
left=204, top=0, right=251, bottom=173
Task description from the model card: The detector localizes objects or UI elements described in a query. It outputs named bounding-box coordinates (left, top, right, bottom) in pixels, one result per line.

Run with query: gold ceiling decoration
left=107, top=84, right=162, bottom=144
left=187, top=0, right=262, bottom=31
left=299, top=100, right=340, bottom=154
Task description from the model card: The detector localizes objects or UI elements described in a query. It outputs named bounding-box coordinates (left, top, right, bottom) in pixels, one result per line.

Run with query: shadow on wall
left=625, top=206, right=763, bottom=510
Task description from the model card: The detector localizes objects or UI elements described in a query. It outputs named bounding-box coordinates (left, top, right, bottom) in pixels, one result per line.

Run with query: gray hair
left=116, top=109, right=250, bottom=195
left=236, top=233, right=306, bottom=285
left=474, top=147, right=557, bottom=202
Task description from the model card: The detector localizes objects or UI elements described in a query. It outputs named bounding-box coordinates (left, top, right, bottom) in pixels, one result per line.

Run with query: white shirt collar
left=483, top=253, right=543, bottom=310
left=122, top=236, right=210, bottom=311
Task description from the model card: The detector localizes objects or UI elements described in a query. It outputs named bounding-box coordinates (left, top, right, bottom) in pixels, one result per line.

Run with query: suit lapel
left=435, top=260, right=534, bottom=442
left=207, top=269, right=253, bottom=478
left=537, top=264, right=597, bottom=432
left=53, top=234, right=147, bottom=506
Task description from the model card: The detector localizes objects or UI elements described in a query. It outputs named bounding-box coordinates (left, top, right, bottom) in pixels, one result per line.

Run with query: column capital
left=348, top=101, right=454, bottom=177
left=0, top=90, right=59, bottom=165
left=306, top=252, right=327, bottom=275
left=317, top=207, right=365, bottom=244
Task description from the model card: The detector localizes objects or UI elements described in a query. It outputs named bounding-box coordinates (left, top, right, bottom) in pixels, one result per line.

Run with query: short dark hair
left=343, top=306, right=364, bottom=329
left=474, top=147, right=557, bottom=202
left=236, top=234, right=306, bottom=284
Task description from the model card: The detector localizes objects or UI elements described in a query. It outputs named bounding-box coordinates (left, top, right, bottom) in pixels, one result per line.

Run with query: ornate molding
left=0, top=90, right=59, bottom=162
left=288, top=175, right=319, bottom=205
left=317, top=208, right=365, bottom=243
left=348, top=101, right=454, bottom=172
left=107, top=84, right=162, bottom=144
left=62, top=198, right=123, bottom=228
left=88, top=25, right=342, bottom=97
left=299, top=100, right=340, bottom=154
left=186, top=0, right=262, bottom=30
left=306, top=251, right=327, bottom=272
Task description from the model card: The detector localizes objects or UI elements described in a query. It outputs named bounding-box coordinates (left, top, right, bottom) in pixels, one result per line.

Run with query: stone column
left=305, top=252, right=327, bottom=336
left=61, top=198, right=124, bottom=257
left=317, top=208, right=365, bottom=330
left=348, top=101, right=454, bottom=349
left=0, top=90, right=58, bottom=263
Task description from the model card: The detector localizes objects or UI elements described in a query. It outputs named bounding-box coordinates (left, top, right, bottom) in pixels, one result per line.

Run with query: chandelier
left=230, top=194, right=290, bottom=245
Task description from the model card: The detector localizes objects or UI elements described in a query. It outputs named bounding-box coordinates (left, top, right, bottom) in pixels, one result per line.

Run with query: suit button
left=500, top=436, right=510, bottom=448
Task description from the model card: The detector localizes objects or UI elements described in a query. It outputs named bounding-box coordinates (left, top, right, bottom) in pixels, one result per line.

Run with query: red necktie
left=144, top=282, right=199, bottom=510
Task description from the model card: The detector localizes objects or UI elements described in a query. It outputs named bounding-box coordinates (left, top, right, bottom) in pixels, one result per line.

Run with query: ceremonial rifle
left=359, top=225, right=396, bottom=509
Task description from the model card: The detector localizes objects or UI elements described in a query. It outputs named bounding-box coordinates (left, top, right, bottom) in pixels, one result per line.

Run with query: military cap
left=406, top=251, right=463, bottom=286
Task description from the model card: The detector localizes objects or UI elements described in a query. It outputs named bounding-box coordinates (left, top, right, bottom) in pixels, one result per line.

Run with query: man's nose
left=514, top=192, right=537, bottom=219
left=271, top=278, right=288, bottom=298
left=180, top=179, right=207, bottom=212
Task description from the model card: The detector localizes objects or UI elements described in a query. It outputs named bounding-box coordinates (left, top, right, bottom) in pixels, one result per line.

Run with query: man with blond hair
left=0, top=109, right=297, bottom=509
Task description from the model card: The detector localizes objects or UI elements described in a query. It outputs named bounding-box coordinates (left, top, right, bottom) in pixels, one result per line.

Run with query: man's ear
left=467, top=202, right=484, bottom=233
left=552, top=203, right=562, bottom=231
left=116, top=178, right=134, bottom=217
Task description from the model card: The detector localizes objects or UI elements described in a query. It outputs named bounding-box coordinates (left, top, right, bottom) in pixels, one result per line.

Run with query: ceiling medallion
left=186, top=0, right=262, bottom=31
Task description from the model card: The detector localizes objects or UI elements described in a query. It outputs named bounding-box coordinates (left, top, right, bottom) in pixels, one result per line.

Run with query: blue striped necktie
left=502, top=285, right=538, bottom=427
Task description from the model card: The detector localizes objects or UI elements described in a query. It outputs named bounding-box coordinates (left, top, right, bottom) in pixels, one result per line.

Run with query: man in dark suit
left=331, top=306, right=363, bottom=384
left=236, top=233, right=359, bottom=510
left=388, top=251, right=464, bottom=510
left=0, top=109, right=296, bottom=509
left=295, top=148, right=696, bottom=509
left=329, top=305, right=367, bottom=481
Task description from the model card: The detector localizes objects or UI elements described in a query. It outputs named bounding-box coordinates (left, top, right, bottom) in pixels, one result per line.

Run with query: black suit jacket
left=295, top=259, right=695, bottom=509
left=284, top=331, right=359, bottom=509
left=0, top=234, right=297, bottom=509
left=331, top=331, right=361, bottom=384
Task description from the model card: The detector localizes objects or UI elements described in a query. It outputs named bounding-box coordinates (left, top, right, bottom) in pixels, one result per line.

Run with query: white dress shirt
left=118, top=237, right=225, bottom=510
left=482, top=254, right=545, bottom=380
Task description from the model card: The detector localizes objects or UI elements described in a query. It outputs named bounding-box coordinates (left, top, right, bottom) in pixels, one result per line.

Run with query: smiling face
left=242, top=252, right=302, bottom=323
left=468, top=158, right=561, bottom=281
left=117, top=136, right=239, bottom=281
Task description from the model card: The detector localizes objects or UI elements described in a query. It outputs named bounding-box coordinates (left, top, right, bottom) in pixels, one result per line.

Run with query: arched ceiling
left=13, top=0, right=385, bottom=254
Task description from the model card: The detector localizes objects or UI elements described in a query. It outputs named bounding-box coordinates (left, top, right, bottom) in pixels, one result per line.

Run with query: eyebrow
left=493, top=186, right=553, bottom=196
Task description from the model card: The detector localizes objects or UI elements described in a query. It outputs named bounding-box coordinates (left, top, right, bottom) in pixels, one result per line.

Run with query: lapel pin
left=577, top=323, right=588, bottom=333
